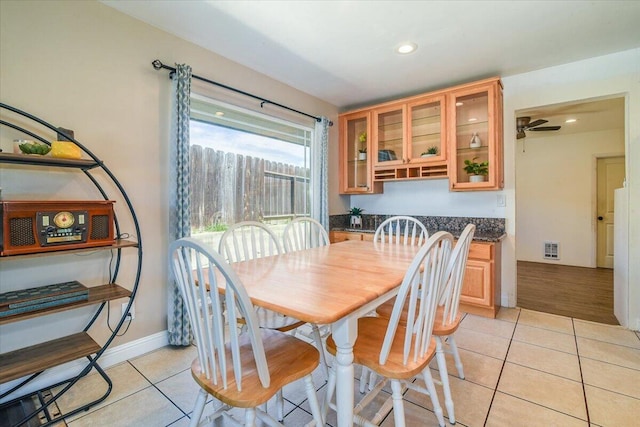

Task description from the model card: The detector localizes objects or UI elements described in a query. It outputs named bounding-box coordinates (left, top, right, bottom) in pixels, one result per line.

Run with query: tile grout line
left=125, top=360, right=191, bottom=423
left=482, top=310, right=521, bottom=427
left=573, top=317, right=591, bottom=425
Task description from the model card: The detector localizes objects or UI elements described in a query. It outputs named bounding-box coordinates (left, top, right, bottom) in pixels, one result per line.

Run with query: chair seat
left=326, top=317, right=437, bottom=380
left=432, top=307, right=462, bottom=336
left=191, top=329, right=319, bottom=408
left=377, top=298, right=461, bottom=335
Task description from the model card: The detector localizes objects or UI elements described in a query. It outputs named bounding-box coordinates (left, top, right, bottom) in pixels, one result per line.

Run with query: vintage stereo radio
left=0, top=200, right=116, bottom=256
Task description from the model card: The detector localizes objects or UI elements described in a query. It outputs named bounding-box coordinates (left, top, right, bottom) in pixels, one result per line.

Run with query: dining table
left=226, top=239, right=421, bottom=427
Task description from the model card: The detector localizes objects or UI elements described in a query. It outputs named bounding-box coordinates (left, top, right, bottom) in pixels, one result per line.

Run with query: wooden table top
left=227, top=240, right=420, bottom=325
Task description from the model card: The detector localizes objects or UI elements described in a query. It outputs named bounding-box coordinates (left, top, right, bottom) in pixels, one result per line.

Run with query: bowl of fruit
left=17, top=140, right=51, bottom=156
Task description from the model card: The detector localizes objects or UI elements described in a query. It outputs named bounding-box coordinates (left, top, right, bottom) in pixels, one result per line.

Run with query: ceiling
left=516, top=97, right=625, bottom=140
left=102, top=1, right=637, bottom=135
left=102, top=1, right=640, bottom=110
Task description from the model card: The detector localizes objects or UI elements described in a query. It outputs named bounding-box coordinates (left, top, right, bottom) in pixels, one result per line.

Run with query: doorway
left=515, top=96, right=625, bottom=322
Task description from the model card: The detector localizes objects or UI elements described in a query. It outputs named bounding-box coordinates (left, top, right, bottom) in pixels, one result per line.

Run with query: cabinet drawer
left=330, top=231, right=375, bottom=243
left=468, top=242, right=493, bottom=260
left=330, top=231, right=360, bottom=243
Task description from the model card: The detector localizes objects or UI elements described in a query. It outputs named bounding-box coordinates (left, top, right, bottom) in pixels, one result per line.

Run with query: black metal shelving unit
left=0, top=103, right=143, bottom=426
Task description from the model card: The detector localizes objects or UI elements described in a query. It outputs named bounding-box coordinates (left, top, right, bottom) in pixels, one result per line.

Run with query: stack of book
left=0, top=281, right=89, bottom=318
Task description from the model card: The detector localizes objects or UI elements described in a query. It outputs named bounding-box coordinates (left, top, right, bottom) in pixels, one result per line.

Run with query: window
left=189, top=95, right=315, bottom=246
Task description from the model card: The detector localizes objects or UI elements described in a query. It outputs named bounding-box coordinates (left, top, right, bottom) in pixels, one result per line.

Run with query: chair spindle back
left=374, top=216, right=429, bottom=246
left=283, top=217, right=330, bottom=252
left=169, top=237, right=270, bottom=390
left=219, top=221, right=282, bottom=263
left=380, top=231, right=454, bottom=366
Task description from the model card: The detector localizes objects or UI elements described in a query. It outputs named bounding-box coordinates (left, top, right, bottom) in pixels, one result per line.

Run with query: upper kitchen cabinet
left=407, top=95, right=447, bottom=163
left=372, top=94, right=448, bottom=181
left=338, top=76, right=502, bottom=192
left=339, top=110, right=382, bottom=194
left=448, top=78, right=504, bottom=191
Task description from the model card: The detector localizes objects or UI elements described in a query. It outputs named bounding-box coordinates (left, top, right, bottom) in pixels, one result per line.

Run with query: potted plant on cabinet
left=358, top=132, right=367, bottom=160
left=463, top=157, right=489, bottom=182
left=349, top=207, right=364, bottom=228
left=420, top=146, right=439, bottom=157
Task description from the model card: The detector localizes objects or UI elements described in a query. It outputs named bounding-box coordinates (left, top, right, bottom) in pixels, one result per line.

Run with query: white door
left=596, top=157, right=625, bottom=268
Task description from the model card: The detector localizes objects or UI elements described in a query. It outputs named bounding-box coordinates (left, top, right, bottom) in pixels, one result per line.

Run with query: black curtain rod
left=152, top=60, right=332, bottom=126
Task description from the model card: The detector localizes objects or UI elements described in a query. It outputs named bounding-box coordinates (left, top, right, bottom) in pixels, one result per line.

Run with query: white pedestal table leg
left=331, top=316, right=358, bottom=427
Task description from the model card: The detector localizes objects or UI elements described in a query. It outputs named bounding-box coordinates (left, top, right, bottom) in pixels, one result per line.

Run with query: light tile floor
left=49, top=308, right=640, bottom=427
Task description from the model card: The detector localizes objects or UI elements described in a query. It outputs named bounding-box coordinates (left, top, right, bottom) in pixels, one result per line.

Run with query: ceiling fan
left=516, top=116, right=561, bottom=139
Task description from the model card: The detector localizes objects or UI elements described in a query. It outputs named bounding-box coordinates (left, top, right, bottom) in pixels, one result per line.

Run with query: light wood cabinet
left=339, top=111, right=382, bottom=194
left=372, top=95, right=448, bottom=182
left=459, top=241, right=501, bottom=318
left=329, top=230, right=374, bottom=243
left=338, top=77, right=502, bottom=192
left=448, top=78, right=504, bottom=191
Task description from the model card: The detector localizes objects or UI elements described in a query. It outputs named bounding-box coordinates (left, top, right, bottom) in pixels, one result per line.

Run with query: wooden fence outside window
left=189, top=145, right=310, bottom=232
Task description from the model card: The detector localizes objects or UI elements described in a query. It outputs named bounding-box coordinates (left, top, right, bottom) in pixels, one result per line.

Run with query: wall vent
left=544, top=241, right=560, bottom=260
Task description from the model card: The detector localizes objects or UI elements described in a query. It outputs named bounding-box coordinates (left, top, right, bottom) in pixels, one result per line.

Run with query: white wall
left=516, top=128, right=625, bottom=267
left=352, top=179, right=506, bottom=218
left=0, top=0, right=339, bottom=382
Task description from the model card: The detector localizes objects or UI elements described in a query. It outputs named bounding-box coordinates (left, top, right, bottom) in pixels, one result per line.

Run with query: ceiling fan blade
left=530, top=126, right=561, bottom=131
left=527, top=119, right=548, bottom=128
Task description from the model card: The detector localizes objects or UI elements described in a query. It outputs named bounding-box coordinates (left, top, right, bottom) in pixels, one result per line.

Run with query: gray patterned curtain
left=315, top=117, right=330, bottom=229
left=168, top=63, right=193, bottom=346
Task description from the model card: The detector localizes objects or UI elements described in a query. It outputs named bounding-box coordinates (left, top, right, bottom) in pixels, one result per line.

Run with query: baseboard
left=0, top=330, right=169, bottom=404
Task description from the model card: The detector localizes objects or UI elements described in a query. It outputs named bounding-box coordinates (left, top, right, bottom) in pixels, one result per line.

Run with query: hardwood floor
left=517, top=261, right=618, bottom=325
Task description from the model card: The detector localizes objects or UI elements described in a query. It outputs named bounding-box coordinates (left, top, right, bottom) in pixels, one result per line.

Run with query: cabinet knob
left=598, top=216, right=604, bottom=221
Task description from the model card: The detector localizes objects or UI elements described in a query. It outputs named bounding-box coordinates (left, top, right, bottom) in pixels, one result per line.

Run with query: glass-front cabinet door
left=448, top=79, right=503, bottom=191
left=373, top=103, right=405, bottom=167
left=339, top=111, right=382, bottom=194
left=407, top=95, right=446, bottom=163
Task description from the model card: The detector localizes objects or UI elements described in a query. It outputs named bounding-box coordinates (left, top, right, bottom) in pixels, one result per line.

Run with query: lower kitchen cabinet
left=460, top=241, right=501, bottom=318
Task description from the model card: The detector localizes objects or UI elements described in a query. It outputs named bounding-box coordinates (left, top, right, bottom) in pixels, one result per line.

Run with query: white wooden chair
left=219, top=221, right=301, bottom=330
left=168, top=237, right=324, bottom=427
left=373, top=215, right=428, bottom=246
left=282, top=217, right=330, bottom=376
left=433, top=224, right=476, bottom=382
left=323, top=231, right=454, bottom=427
left=359, top=216, right=429, bottom=391
left=219, top=220, right=327, bottom=419
left=374, top=223, right=476, bottom=424
left=283, top=217, right=330, bottom=252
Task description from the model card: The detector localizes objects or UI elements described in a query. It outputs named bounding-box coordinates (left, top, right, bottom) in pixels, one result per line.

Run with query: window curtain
left=168, top=63, right=193, bottom=346
left=312, top=117, right=330, bottom=229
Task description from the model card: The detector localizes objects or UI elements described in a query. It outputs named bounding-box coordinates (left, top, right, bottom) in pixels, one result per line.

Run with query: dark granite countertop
left=330, top=214, right=506, bottom=242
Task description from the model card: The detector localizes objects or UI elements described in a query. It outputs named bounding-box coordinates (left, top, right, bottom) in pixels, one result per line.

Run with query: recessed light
left=215, top=111, right=224, bottom=116
left=468, top=118, right=477, bottom=122
left=396, top=42, right=417, bottom=54
left=565, top=118, right=577, bottom=123
left=455, top=102, right=464, bottom=107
